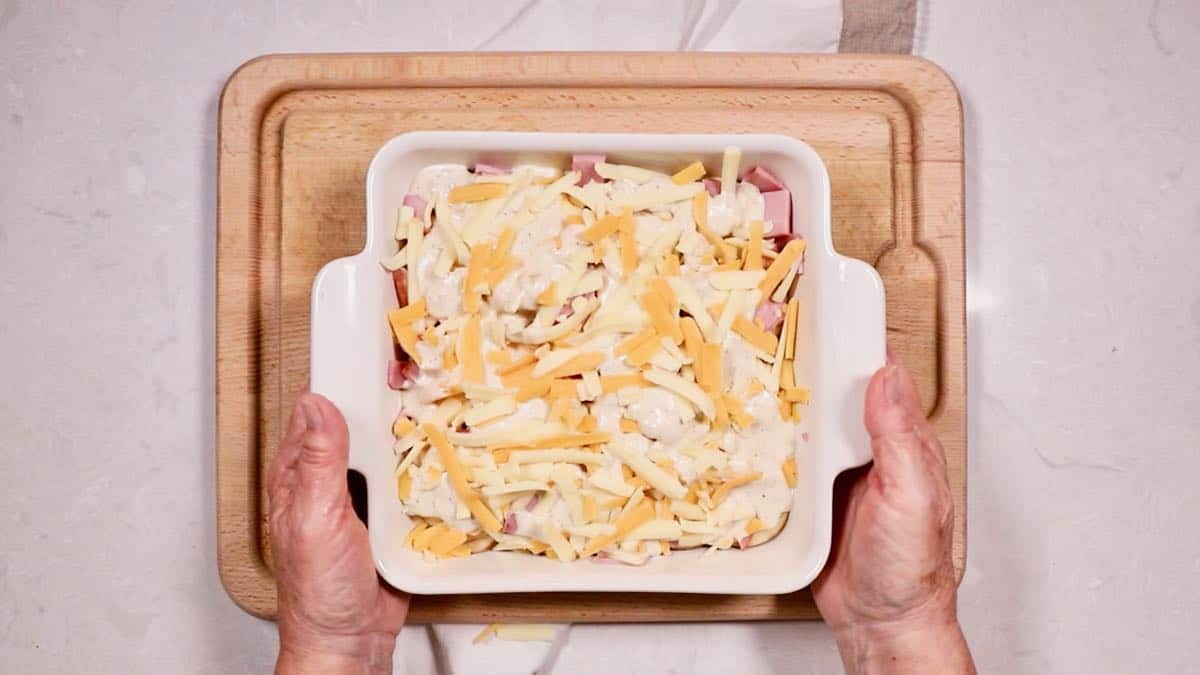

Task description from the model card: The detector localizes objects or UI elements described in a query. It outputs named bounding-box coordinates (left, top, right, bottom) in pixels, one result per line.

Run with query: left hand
left=267, top=394, right=409, bottom=674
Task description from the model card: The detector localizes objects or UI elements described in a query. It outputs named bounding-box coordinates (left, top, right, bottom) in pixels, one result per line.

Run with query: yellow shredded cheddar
left=536, top=282, right=558, bottom=306
left=744, top=220, right=764, bottom=271
left=392, top=417, right=416, bottom=438
left=460, top=315, right=484, bottom=383
left=580, top=213, right=620, bottom=244
left=448, top=182, right=507, bottom=204
left=488, top=432, right=612, bottom=452
left=474, top=624, right=499, bottom=644
left=514, top=377, right=552, bottom=402
left=783, top=387, right=811, bottom=404
left=497, top=352, right=537, bottom=376
left=599, top=373, right=646, bottom=393
left=545, top=352, right=605, bottom=379
left=781, top=456, right=797, bottom=488
left=711, top=472, right=763, bottom=507
left=784, top=298, right=800, bottom=360
left=781, top=359, right=796, bottom=390
left=671, top=161, right=706, bottom=185
left=626, top=335, right=663, bottom=367
left=640, top=291, right=683, bottom=345
left=423, top=424, right=501, bottom=531
left=662, top=252, right=681, bottom=275
left=618, top=206, right=637, bottom=273
left=723, top=394, right=755, bottom=428
left=758, top=239, right=806, bottom=296
left=616, top=328, right=657, bottom=357
left=700, top=342, right=723, bottom=392
left=732, top=315, right=779, bottom=355
left=463, top=243, right=489, bottom=313
left=583, top=500, right=655, bottom=556
left=397, top=471, right=412, bottom=500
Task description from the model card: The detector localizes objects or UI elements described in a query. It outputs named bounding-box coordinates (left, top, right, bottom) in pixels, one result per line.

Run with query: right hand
left=812, top=362, right=975, bottom=673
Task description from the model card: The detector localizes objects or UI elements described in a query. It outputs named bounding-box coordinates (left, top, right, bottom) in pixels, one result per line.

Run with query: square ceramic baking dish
left=310, top=131, right=885, bottom=595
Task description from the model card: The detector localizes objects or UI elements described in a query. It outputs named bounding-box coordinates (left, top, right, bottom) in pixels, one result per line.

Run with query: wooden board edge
left=407, top=591, right=821, bottom=624
left=220, top=52, right=963, bottom=160
left=216, top=53, right=279, bottom=621
left=215, top=52, right=967, bottom=620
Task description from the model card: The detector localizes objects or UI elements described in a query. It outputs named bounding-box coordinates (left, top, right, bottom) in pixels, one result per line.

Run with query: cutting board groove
left=217, top=52, right=965, bottom=623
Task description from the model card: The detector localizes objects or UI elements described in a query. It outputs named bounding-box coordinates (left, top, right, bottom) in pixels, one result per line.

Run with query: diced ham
left=387, top=359, right=419, bottom=390
left=762, top=189, right=791, bottom=235
left=502, top=513, right=519, bottom=534
left=391, top=269, right=408, bottom=306
left=768, top=232, right=802, bottom=249
left=754, top=300, right=786, bottom=333
left=736, top=535, right=752, bottom=550
left=702, top=178, right=721, bottom=196
left=524, top=493, right=541, bottom=512
left=402, top=193, right=427, bottom=215
left=472, top=161, right=509, bottom=175
left=742, top=166, right=786, bottom=193
left=571, top=153, right=604, bottom=185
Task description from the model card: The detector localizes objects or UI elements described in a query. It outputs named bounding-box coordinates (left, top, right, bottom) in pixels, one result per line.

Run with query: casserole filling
left=383, top=148, right=808, bottom=564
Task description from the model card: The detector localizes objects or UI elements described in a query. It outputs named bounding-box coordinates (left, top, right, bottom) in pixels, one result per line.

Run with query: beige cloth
left=839, top=0, right=917, bottom=53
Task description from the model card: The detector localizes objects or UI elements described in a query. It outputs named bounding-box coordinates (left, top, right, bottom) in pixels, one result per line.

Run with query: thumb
left=291, top=393, right=352, bottom=508
left=863, top=364, right=930, bottom=473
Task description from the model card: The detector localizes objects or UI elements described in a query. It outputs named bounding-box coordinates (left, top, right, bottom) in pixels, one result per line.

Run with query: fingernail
left=298, top=397, right=324, bottom=433
left=884, top=366, right=902, bottom=404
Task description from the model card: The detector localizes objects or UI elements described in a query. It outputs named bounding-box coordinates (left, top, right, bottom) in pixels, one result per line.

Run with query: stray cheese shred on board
left=383, top=149, right=810, bottom=565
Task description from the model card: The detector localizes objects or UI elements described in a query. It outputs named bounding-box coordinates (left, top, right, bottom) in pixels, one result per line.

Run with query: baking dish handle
left=824, top=256, right=887, bottom=472
left=310, top=254, right=378, bottom=474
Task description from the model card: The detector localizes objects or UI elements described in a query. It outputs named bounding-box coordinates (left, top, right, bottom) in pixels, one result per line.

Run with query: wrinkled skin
left=267, top=394, right=408, bottom=674
left=814, top=361, right=975, bottom=673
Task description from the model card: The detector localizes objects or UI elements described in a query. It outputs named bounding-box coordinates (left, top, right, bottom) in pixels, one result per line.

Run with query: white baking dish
left=310, top=131, right=885, bottom=595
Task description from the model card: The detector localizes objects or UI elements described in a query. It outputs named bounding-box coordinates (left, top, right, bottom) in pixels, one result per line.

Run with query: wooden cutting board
left=217, top=52, right=965, bottom=623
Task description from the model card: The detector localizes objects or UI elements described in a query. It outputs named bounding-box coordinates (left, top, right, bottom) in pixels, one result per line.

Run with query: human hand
left=267, top=394, right=409, bottom=674
left=813, top=361, right=975, bottom=674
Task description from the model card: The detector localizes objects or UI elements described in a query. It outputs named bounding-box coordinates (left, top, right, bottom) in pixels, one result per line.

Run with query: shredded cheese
left=732, top=316, right=780, bottom=355
left=758, top=239, right=806, bottom=296
left=671, top=161, right=706, bottom=185
left=448, top=182, right=507, bottom=204
left=385, top=154, right=810, bottom=563
left=423, top=424, right=501, bottom=531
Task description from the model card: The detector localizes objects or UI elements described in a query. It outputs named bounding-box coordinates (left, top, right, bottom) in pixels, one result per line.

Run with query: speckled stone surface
left=1, top=1, right=1198, bottom=672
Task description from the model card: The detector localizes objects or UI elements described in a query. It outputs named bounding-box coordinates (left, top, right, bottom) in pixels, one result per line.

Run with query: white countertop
left=2, top=1, right=1198, bottom=672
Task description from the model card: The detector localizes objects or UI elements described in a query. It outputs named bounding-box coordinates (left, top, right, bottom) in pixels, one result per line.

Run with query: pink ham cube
left=742, top=166, right=786, bottom=192
left=472, top=161, right=509, bottom=175
left=572, top=153, right=605, bottom=185
left=761, top=189, right=791, bottom=235
left=387, top=359, right=419, bottom=390
left=402, top=193, right=427, bottom=215
left=754, top=300, right=786, bottom=333
left=702, top=178, right=721, bottom=196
